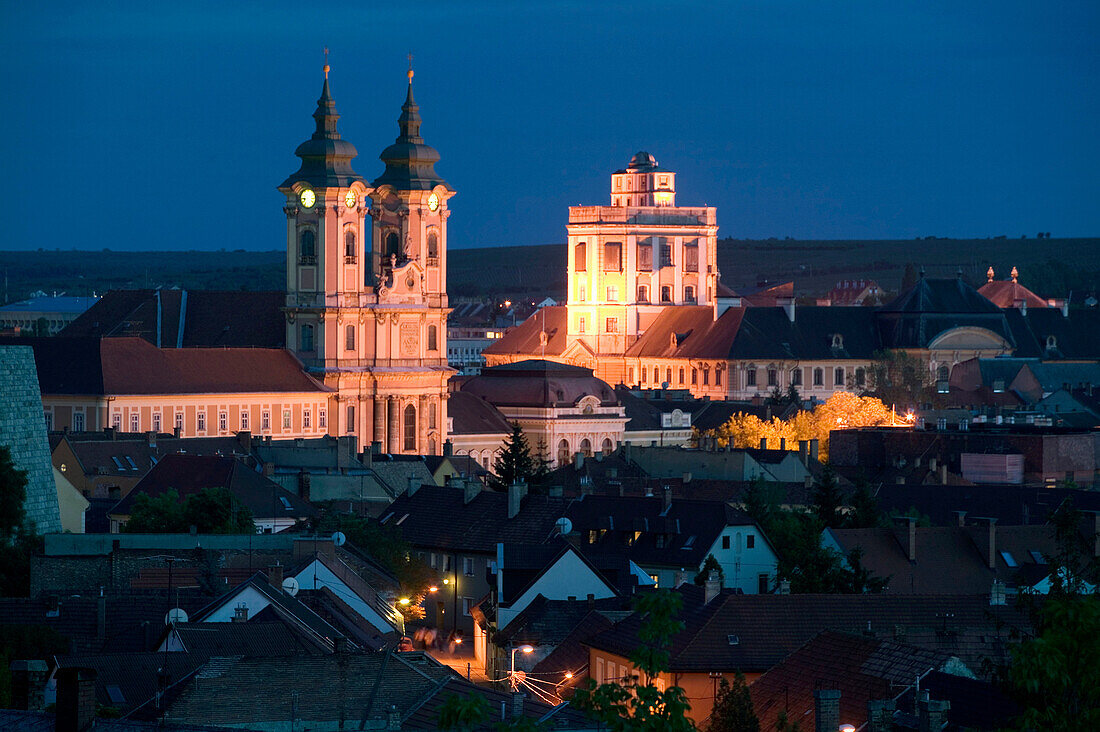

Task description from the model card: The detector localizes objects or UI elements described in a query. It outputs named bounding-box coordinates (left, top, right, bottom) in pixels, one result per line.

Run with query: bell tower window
left=344, top=230, right=356, bottom=262
left=428, top=325, right=438, bottom=351
left=385, top=232, right=401, bottom=262
left=301, top=324, right=314, bottom=352
left=345, top=325, right=356, bottom=351
left=427, top=232, right=439, bottom=264
left=299, top=230, right=316, bottom=264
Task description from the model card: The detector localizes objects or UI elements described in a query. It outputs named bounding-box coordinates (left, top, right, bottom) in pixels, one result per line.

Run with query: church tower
left=281, top=62, right=453, bottom=454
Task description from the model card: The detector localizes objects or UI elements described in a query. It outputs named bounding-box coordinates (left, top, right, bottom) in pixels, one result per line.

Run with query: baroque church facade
left=280, top=64, right=453, bottom=454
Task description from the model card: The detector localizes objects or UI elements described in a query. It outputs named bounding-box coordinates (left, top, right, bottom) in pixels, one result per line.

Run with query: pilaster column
left=387, top=396, right=400, bottom=454
left=373, top=396, right=386, bottom=449
left=418, top=394, right=430, bottom=454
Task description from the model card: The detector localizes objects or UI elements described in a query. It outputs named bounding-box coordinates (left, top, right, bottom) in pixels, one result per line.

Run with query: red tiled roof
left=483, top=306, right=569, bottom=357
left=625, top=306, right=746, bottom=359
left=978, top=280, right=1050, bottom=309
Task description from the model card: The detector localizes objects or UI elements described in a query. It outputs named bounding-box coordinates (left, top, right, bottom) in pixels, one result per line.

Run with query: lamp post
left=510, top=644, right=534, bottom=689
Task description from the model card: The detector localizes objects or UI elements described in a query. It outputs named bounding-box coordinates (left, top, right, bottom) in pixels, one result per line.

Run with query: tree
left=706, top=673, right=758, bottom=732
left=437, top=690, right=547, bottom=731
left=573, top=590, right=696, bottom=731
left=0, top=446, right=28, bottom=540
left=865, top=349, right=937, bottom=409
left=124, top=487, right=254, bottom=534
left=1007, top=499, right=1100, bottom=729
left=811, top=462, right=844, bottom=529
left=529, top=438, right=553, bottom=494
left=694, top=554, right=725, bottom=586
left=489, top=423, right=536, bottom=491
left=846, top=477, right=881, bottom=529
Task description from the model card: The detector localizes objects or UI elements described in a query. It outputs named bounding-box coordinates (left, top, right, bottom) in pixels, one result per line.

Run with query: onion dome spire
left=371, top=60, right=450, bottom=191
left=279, top=53, right=362, bottom=190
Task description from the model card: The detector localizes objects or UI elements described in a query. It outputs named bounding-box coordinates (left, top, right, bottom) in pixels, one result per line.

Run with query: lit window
left=574, top=242, right=587, bottom=271
left=606, top=286, right=619, bottom=302
left=606, top=317, right=618, bottom=333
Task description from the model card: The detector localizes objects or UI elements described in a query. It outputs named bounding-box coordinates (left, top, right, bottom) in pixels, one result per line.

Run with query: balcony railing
left=568, top=205, right=716, bottom=226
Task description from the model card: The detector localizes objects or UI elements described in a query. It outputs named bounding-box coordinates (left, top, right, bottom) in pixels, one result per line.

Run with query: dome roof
left=461, top=360, right=619, bottom=408
left=279, top=77, right=363, bottom=190
left=370, top=80, right=450, bottom=191
left=627, top=151, right=659, bottom=170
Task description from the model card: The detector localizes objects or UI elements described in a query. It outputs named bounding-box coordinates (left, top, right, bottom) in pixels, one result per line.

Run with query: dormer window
left=831, top=334, right=843, bottom=349
left=1046, top=335, right=1057, bottom=349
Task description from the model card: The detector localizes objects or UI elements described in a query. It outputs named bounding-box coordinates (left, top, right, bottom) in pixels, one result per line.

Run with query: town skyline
left=3, top=1, right=1098, bottom=253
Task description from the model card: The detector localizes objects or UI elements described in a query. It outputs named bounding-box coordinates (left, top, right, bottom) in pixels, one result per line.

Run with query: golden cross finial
left=323, top=47, right=330, bottom=79
left=407, top=51, right=414, bottom=82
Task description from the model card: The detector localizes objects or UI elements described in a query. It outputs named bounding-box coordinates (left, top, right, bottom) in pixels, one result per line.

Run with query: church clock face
left=344, top=190, right=357, bottom=208
left=299, top=189, right=316, bottom=208
left=427, top=192, right=439, bottom=212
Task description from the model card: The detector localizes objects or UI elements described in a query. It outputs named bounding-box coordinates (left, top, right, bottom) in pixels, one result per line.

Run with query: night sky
left=3, top=1, right=1097, bottom=252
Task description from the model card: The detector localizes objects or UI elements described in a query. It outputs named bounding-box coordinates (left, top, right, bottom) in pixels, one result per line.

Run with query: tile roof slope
left=1015, top=306, right=1100, bottom=359
left=585, top=587, right=1027, bottom=676
left=530, top=609, right=615, bottom=680
left=172, top=619, right=328, bottom=659
left=624, top=306, right=741, bottom=359
left=461, top=360, right=618, bottom=408
left=403, top=674, right=594, bottom=729
left=482, top=305, right=569, bottom=357
left=895, top=670, right=1020, bottom=730
left=109, top=453, right=315, bottom=521
left=381, top=484, right=568, bottom=554
left=496, top=594, right=629, bottom=646
left=55, top=652, right=205, bottom=716
left=0, top=336, right=105, bottom=393
left=749, top=631, right=956, bottom=732
left=729, top=307, right=880, bottom=360
left=978, top=279, right=1050, bottom=309
left=60, top=290, right=285, bottom=348
left=447, top=390, right=513, bottom=435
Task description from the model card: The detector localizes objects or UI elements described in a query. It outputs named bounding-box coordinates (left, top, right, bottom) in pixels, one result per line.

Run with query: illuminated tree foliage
left=697, top=392, right=895, bottom=461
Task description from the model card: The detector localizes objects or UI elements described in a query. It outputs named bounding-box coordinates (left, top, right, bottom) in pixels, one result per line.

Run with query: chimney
left=662, top=485, right=672, bottom=512
left=262, top=462, right=275, bottom=477
left=813, top=689, right=841, bottom=732
left=8, top=659, right=48, bottom=711
left=511, top=691, right=526, bottom=719
left=232, top=604, right=249, bottom=622
left=799, top=440, right=809, bottom=466
left=508, top=482, right=528, bottom=519
left=96, top=592, right=106, bottom=641
left=895, top=516, right=917, bottom=562
left=1094, top=513, right=1100, bottom=558
left=574, top=452, right=585, bottom=470
left=780, top=297, right=796, bottom=323
left=979, top=517, right=997, bottom=569
left=56, top=667, right=97, bottom=732
left=704, top=570, right=721, bottom=604
left=443, top=439, right=454, bottom=457
left=681, top=471, right=692, bottom=484
left=940, top=463, right=948, bottom=484
left=145, top=430, right=157, bottom=448
left=759, top=437, right=767, bottom=450
left=918, top=690, right=950, bottom=732
left=809, top=439, right=819, bottom=462
left=298, top=470, right=311, bottom=501
left=587, top=593, right=595, bottom=608
left=928, top=457, right=937, bottom=471
left=779, top=437, right=786, bottom=451
left=990, top=579, right=1007, bottom=606
left=407, top=475, right=421, bottom=496
left=237, top=430, right=251, bottom=452
left=268, top=563, right=283, bottom=589
left=953, top=510, right=967, bottom=528
left=464, top=479, right=480, bottom=505
left=867, top=699, right=896, bottom=732
left=778, top=579, right=791, bottom=594
left=173, top=426, right=182, bottom=439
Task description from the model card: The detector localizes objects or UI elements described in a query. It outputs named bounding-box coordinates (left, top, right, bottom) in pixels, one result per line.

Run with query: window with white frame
left=303, top=409, right=311, bottom=429
left=282, top=409, right=292, bottom=430
left=318, top=409, right=327, bottom=428
left=261, top=410, right=271, bottom=431
left=197, top=411, right=206, bottom=432
left=218, top=411, right=227, bottom=432
left=130, top=414, right=139, bottom=432
left=112, top=413, right=122, bottom=430
left=74, top=411, right=86, bottom=432
left=240, top=410, right=249, bottom=430
left=174, top=411, right=183, bottom=431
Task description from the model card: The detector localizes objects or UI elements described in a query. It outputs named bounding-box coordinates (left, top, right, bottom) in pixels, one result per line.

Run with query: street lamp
left=510, top=644, right=534, bottom=689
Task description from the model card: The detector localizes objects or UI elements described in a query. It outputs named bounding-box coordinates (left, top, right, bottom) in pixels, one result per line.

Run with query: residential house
left=564, top=493, right=779, bottom=593
left=379, top=481, right=568, bottom=638
left=107, top=454, right=316, bottom=533
left=584, top=584, right=1028, bottom=726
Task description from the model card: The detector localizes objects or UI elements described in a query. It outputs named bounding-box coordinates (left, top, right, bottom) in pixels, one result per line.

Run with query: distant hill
left=2, top=237, right=1096, bottom=305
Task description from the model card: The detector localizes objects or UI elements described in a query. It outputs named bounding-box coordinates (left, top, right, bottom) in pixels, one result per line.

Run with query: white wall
left=498, top=549, right=616, bottom=629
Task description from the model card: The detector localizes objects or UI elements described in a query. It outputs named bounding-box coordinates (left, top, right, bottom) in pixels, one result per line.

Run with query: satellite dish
left=164, top=608, right=188, bottom=626
left=282, top=576, right=300, bottom=597
left=555, top=517, right=573, bottom=535
left=332, top=531, right=346, bottom=547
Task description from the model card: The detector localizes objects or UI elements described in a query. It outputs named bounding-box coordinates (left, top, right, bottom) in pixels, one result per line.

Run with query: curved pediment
left=927, top=326, right=1011, bottom=351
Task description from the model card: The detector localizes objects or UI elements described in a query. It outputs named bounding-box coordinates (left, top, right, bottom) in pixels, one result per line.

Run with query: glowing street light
left=428, top=585, right=439, bottom=593
left=399, top=597, right=410, bottom=606
left=511, top=644, right=534, bottom=689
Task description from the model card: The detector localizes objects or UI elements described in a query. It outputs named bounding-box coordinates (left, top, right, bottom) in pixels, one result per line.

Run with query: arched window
left=1046, top=335, right=1058, bottom=350
left=429, top=403, right=437, bottom=429
left=574, top=242, right=587, bottom=271
left=813, top=368, right=824, bottom=386
left=936, top=365, right=949, bottom=381
left=428, top=325, right=438, bottom=351
left=855, top=367, right=866, bottom=387
left=385, top=232, right=400, bottom=261
left=427, top=231, right=439, bottom=261
left=640, top=366, right=647, bottom=384
left=579, top=438, right=592, bottom=457
left=300, top=323, right=314, bottom=352
left=602, top=438, right=613, bottom=455
left=790, top=368, right=802, bottom=386
left=679, top=367, right=685, bottom=385
left=835, top=367, right=845, bottom=386
left=661, top=286, right=672, bottom=303
left=637, top=285, right=648, bottom=302
left=715, top=368, right=722, bottom=386
left=344, top=230, right=356, bottom=259
left=345, top=324, right=355, bottom=351
left=557, top=439, right=570, bottom=465
left=684, top=286, right=696, bottom=303
left=403, top=404, right=417, bottom=452
left=299, top=230, right=316, bottom=262
left=653, top=366, right=660, bottom=384
left=665, top=368, right=672, bottom=386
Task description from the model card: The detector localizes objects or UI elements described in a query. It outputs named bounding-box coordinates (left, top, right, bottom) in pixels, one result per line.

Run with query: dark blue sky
left=3, top=1, right=1097, bottom=251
